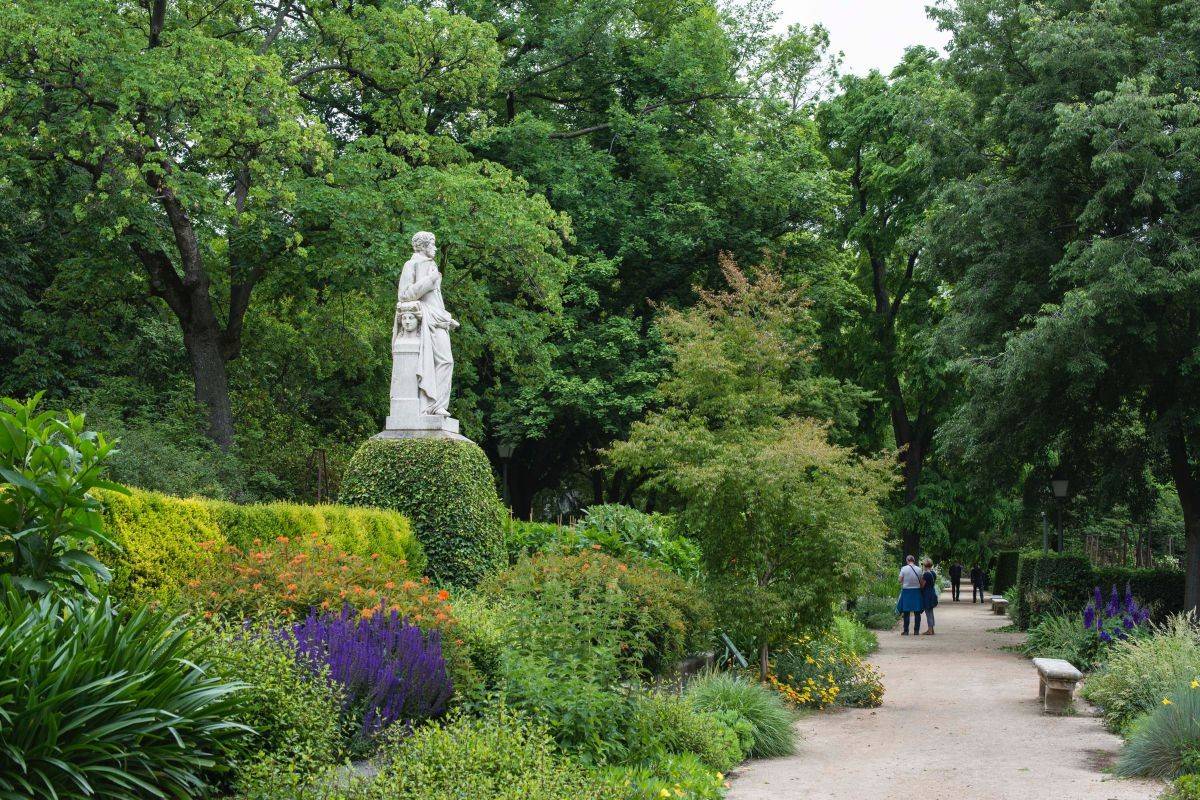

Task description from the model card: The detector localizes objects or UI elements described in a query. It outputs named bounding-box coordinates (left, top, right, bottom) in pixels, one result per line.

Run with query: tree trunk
left=900, top=437, right=923, bottom=557
left=185, top=325, right=236, bottom=449
left=759, top=641, right=769, bottom=682
left=1166, top=430, right=1200, bottom=611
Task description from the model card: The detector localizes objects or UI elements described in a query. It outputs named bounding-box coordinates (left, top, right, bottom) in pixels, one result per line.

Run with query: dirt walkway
left=729, top=590, right=1163, bottom=800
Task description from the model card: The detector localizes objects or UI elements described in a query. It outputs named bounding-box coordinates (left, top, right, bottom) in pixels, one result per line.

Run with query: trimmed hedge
left=1012, top=553, right=1093, bottom=629
left=1013, top=551, right=1186, bottom=629
left=992, top=550, right=1021, bottom=595
left=339, top=437, right=505, bottom=587
left=1094, top=566, right=1186, bottom=618
left=99, top=487, right=423, bottom=607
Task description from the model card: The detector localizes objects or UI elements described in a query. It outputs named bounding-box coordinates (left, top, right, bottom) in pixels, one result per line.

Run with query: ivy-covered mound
left=340, top=437, right=505, bottom=587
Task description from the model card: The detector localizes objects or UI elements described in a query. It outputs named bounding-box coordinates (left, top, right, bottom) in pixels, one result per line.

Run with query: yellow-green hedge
left=98, top=487, right=424, bottom=607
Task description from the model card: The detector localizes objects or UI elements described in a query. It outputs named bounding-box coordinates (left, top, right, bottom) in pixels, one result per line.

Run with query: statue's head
left=399, top=310, right=419, bottom=333
left=412, top=231, right=436, bottom=258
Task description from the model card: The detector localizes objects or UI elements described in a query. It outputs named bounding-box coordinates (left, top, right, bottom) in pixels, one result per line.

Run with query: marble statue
left=385, top=231, right=462, bottom=436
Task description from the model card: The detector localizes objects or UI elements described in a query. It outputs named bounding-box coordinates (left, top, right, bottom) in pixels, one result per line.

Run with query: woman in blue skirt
left=897, top=554, right=924, bottom=635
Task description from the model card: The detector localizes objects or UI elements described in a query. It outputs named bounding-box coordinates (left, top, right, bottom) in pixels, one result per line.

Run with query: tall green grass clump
left=684, top=671, right=796, bottom=758
left=1023, top=613, right=1099, bottom=670
left=1083, top=614, right=1200, bottom=734
left=852, top=595, right=898, bottom=630
left=1116, top=680, right=1200, bottom=779
left=832, top=614, right=878, bottom=656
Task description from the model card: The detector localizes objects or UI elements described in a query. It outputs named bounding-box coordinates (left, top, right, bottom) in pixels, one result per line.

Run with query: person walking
left=970, top=564, right=987, bottom=603
left=897, top=555, right=925, bottom=635
left=949, top=560, right=963, bottom=601
left=920, top=558, right=938, bottom=635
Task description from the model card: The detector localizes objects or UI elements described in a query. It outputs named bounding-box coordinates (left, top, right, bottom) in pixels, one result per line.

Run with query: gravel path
left=728, top=589, right=1164, bottom=800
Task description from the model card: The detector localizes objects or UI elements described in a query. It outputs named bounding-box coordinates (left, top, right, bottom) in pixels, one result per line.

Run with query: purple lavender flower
left=1105, top=586, right=1120, bottom=618
left=1124, top=584, right=1136, bottom=614
left=285, top=604, right=452, bottom=739
left=1094, top=586, right=1104, bottom=608
left=1099, top=630, right=1113, bottom=644
left=1083, top=605, right=1095, bottom=630
left=1122, top=615, right=1135, bottom=631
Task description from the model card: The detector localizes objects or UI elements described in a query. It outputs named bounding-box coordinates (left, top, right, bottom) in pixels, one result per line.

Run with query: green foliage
left=992, top=551, right=1021, bottom=596
left=1012, top=553, right=1093, bottom=630
left=770, top=632, right=885, bottom=709
left=485, top=551, right=713, bottom=678
left=624, top=691, right=745, bottom=773
left=1117, top=681, right=1200, bottom=779
left=1094, top=567, right=1187, bottom=618
left=852, top=595, right=900, bottom=631
left=367, top=703, right=609, bottom=799
left=1023, top=614, right=1102, bottom=672
left=612, top=260, right=894, bottom=673
left=1166, top=774, right=1200, bottom=800
left=0, top=584, right=246, bottom=799
left=98, top=486, right=422, bottom=607
left=832, top=614, right=879, bottom=656
left=196, top=621, right=345, bottom=780
left=503, top=518, right=567, bottom=563
left=599, top=752, right=730, bottom=800
left=448, top=590, right=515, bottom=691
left=684, top=671, right=797, bottom=759
left=1011, top=552, right=1186, bottom=630
left=1083, top=615, right=1200, bottom=735
left=0, top=394, right=124, bottom=595
left=573, top=505, right=702, bottom=578
left=339, top=438, right=504, bottom=587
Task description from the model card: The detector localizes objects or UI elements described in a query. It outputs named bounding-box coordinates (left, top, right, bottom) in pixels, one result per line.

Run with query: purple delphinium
left=284, top=604, right=452, bottom=739
left=1083, top=584, right=1150, bottom=645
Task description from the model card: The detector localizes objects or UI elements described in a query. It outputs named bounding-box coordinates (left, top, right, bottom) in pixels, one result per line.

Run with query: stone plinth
left=385, top=337, right=466, bottom=440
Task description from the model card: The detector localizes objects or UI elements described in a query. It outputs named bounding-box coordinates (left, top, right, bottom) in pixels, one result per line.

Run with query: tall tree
left=0, top=0, right=568, bottom=449
left=930, top=0, right=1200, bottom=607
left=815, top=48, right=976, bottom=556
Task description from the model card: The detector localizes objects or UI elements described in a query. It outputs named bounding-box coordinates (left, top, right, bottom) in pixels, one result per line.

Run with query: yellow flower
left=1191, top=679, right=1199, bottom=689
left=1163, top=698, right=1173, bottom=706
left=659, top=790, right=671, bottom=798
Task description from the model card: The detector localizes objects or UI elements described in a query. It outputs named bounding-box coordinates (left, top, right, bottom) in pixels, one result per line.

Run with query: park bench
left=991, top=597, right=1009, bottom=615
left=1032, top=657, right=1083, bottom=715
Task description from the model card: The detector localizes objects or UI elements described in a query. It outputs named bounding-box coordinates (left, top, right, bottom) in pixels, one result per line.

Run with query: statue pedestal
left=384, top=337, right=467, bottom=441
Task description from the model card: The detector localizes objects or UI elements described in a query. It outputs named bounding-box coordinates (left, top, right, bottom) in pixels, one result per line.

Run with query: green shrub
left=852, top=595, right=898, bottom=630
left=1165, top=774, right=1200, bottom=800
left=99, top=486, right=422, bottom=607
left=1012, top=552, right=1093, bottom=629
left=339, top=437, right=505, bottom=587
left=574, top=505, right=702, bottom=578
left=625, top=691, right=745, bottom=772
left=1083, top=614, right=1200, bottom=734
left=1117, top=681, right=1200, bottom=779
left=197, top=621, right=345, bottom=778
left=0, top=394, right=122, bottom=596
left=484, top=551, right=713, bottom=677
left=1023, top=613, right=1101, bottom=670
left=449, top=590, right=515, bottom=690
left=832, top=613, right=878, bottom=656
left=684, top=670, right=796, bottom=758
left=770, top=632, right=885, bottom=709
left=0, top=584, right=245, bottom=799
left=1094, top=566, right=1187, bottom=618
left=599, top=752, right=730, bottom=800
left=992, top=550, right=1021, bottom=595
left=503, top=518, right=567, bottom=563
left=367, top=703, right=609, bottom=799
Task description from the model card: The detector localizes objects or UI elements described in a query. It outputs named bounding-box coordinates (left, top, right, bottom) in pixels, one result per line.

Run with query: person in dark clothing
left=970, top=564, right=986, bottom=603
left=949, top=562, right=963, bottom=601
left=920, top=558, right=939, bottom=635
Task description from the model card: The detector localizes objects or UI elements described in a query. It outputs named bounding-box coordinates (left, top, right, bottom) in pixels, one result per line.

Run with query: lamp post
left=496, top=441, right=516, bottom=507
left=1041, top=511, right=1049, bottom=554
left=1050, top=472, right=1069, bottom=553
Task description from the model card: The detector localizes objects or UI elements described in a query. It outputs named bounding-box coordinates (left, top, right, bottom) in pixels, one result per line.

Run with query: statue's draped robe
left=397, top=255, right=455, bottom=415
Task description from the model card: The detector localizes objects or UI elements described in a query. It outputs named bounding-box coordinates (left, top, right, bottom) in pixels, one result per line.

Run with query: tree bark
left=759, top=641, right=769, bottom=682
left=1166, top=429, right=1200, bottom=611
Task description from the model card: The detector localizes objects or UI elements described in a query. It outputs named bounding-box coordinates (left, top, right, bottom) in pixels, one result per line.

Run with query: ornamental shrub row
left=1012, top=551, right=1185, bottom=630
left=992, top=550, right=1021, bottom=595
left=98, top=486, right=423, bottom=607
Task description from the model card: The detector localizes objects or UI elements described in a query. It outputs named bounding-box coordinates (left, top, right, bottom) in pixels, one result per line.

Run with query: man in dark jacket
left=949, top=561, right=964, bottom=601
left=970, top=564, right=986, bottom=603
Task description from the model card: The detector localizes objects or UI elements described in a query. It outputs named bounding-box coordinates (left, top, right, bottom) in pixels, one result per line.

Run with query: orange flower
left=252, top=538, right=262, bottom=546
left=197, top=540, right=215, bottom=551
left=186, top=579, right=201, bottom=589
left=203, top=610, right=214, bottom=619
left=384, top=580, right=397, bottom=590
left=252, top=582, right=264, bottom=591
left=360, top=606, right=377, bottom=619
left=276, top=535, right=290, bottom=544
left=320, top=599, right=331, bottom=609
left=285, top=583, right=298, bottom=593
left=371, top=552, right=380, bottom=560
left=437, top=589, right=450, bottom=601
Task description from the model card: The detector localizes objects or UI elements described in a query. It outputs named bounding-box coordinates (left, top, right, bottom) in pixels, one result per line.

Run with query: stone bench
left=1032, top=657, right=1083, bottom=715
left=991, top=597, right=1009, bottom=615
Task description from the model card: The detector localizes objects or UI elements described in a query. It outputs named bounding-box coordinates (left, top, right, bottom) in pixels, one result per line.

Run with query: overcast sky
left=773, top=0, right=950, bottom=76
